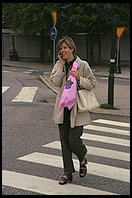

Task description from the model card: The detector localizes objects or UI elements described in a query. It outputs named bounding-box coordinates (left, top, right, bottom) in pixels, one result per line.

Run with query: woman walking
left=50, top=37, right=96, bottom=185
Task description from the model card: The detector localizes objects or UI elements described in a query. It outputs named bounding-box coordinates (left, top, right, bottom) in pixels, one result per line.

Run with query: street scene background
left=2, top=3, right=130, bottom=195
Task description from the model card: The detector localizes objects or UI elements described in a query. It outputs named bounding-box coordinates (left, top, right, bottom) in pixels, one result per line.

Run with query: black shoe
left=58, top=173, right=73, bottom=185
left=79, top=158, right=87, bottom=177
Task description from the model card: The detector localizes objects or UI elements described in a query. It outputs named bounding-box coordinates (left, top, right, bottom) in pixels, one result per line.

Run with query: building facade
left=2, top=29, right=130, bottom=66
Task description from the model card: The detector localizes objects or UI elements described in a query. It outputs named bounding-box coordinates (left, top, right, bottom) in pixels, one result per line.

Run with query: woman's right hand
left=58, top=52, right=65, bottom=68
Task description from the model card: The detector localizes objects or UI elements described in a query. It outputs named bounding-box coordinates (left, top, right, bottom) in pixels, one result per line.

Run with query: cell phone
left=59, top=52, right=63, bottom=58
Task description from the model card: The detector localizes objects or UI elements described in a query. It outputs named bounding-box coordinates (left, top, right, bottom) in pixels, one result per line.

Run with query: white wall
left=100, top=34, right=130, bottom=65
left=2, top=32, right=130, bottom=66
left=15, top=35, right=40, bottom=59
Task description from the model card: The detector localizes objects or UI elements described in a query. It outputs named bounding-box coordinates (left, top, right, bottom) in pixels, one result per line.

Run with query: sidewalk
left=2, top=59, right=130, bottom=117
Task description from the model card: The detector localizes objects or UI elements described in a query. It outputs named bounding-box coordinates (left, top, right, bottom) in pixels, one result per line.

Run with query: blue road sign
left=50, top=26, right=57, bottom=40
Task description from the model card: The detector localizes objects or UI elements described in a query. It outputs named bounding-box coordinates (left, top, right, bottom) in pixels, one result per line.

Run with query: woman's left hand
left=70, top=70, right=80, bottom=81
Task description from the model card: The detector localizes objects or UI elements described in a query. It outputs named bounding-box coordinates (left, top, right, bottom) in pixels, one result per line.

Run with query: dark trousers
left=58, top=108, right=87, bottom=175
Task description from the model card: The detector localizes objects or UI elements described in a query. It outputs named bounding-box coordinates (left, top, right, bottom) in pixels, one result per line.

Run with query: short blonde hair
left=57, top=37, right=76, bottom=53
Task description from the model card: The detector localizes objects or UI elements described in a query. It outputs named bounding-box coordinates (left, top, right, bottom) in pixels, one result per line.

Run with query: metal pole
left=53, top=39, right=55, bottom=66
left=118, top=48, right=121, bottom=73
left=115, top=38, right=120, bottom=73
left=108, top=15, right=118, bottom=106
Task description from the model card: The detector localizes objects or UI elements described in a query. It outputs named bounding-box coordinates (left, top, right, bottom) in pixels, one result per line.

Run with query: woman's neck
left=66, top=54, right=74, bottom=64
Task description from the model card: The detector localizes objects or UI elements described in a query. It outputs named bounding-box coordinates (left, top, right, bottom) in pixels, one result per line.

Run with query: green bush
left=100, top=103, right=120, bottom=110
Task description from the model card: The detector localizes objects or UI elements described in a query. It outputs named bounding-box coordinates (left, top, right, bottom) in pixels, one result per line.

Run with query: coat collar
left=75, top=56, right=82, bottom=67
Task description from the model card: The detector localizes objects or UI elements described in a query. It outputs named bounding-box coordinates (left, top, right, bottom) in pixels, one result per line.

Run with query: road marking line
left=2, top=170, right=118, bottom=195
left=18, top=152, right=130, bottom=183
left=2, top=86, right=9, bottom=94
left=99, top=77, right=108, bottom=80
left=92, top=119, right=130, bottom=128
left=82, top=133, right=130, bottom=147
left=12, top=87, right=38, bottom=102
left=2, top=71, right=10, bottom=73
left=84, top=125, right=129, bottom=136
left=43, top=141, right=130, bottom=162
left=23, top=71, right=32, bottom=74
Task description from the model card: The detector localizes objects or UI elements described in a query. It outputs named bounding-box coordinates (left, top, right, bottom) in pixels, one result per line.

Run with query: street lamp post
left=103, top=3, right=119, bottom=107
left=108, top=14, right=118, bottom=106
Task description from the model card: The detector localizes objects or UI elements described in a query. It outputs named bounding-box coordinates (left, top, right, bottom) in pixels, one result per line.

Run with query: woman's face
left=60, top=42, right=74, bottom=61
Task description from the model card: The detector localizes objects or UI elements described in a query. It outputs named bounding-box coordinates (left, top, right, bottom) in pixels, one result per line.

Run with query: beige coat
left=50, top=56, right=97, bottom=128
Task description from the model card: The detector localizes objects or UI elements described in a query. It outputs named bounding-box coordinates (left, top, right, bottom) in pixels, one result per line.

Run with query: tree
left=2, top=3, right=130, bottom=35
left=2, top=3, right=54, bottom=35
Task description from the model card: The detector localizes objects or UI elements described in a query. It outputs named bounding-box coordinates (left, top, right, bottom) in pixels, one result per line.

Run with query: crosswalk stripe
left=92, top=119, right=130, bottom=128
left=99, top=77, right=108, bottom=80
left=23, top=71, right=32, bottom=74
left=18, top=152, right=130, bottom=183
left=82, top=133, right=130, bottom=147
left=2, top=71, right=10, bottom=73
left=84, top=125, right=129, bottom=136
left=43, top=141, right=130, bottom=162
left=2, top=86, right=9, bottom=94
left=11, top=87, right=38, bottom=102
left=2, top=170, right=118, bottom=195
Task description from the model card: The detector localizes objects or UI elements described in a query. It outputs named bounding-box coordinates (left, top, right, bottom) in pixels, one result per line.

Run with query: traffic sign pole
left=115, top=26, right=126, bottom=73
left=50, top=26, right=57, bottom=66
left=51, top=10, right=57, bottom=66
left=108, top=15, right=118, bottom=107
left=115, top=38, right=120, bottom=73
left=53, top=39, right=55, bottom=66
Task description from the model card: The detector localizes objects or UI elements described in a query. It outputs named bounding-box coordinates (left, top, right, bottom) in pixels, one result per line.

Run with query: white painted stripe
left=23, top=71, right=32, bottom=74
left=99, top=77, right=108, bottom=80
left=3, top=71, right=10, bottom=73
left=2, top=170, right=118, bottom=195
left=43, top=141, right=130, bottom=162
left=2, top=86, right=9, bottom=93
left=82, top=133, right=130, bottom=147
left=84, top=125, right=129, bottom=136
left=92, top=119, right=130, bottom=128
left=28, top=69, right=35, bottom=71
left=18, top=152, right=130, bottom=183
left=12, top=87, right=38, bottom=102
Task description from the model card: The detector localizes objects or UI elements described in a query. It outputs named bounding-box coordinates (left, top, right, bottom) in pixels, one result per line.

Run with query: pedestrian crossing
left=42, top=141, right=129, bottom=161
left=2, top=170, right=117, bottom=195
left=92, top=119, right=130, bottom=127
left=84, top=124, right=129, bottom=136
left=17, top=152, right=129, bottom=183
left=2, top=86, right=9, bottom=94
left=12, top=87, right=38, bottom=103
left=2, top=86, right=38, bottom=103
left=2, top=118, right=130, bottom=195
left=83, top=133, right=129, bottom=147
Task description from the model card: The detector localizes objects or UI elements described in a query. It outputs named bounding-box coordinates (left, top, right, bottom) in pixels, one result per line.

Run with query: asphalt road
left=2, top=66, right=130, bottom=195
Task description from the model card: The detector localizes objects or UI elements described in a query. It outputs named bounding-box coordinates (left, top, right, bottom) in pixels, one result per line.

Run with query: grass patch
left=100, top=103, right=120, bottom=110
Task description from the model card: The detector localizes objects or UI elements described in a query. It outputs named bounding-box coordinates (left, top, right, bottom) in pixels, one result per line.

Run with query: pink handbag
left=59, top=61, right=78, bottom=110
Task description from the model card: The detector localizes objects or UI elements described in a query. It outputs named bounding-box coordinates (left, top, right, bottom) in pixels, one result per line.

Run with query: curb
left=3, top=63, right=130, bottom=80
left=2, top=64, right=38, bottom=71
left=94, top=73, right=129, bottom=80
